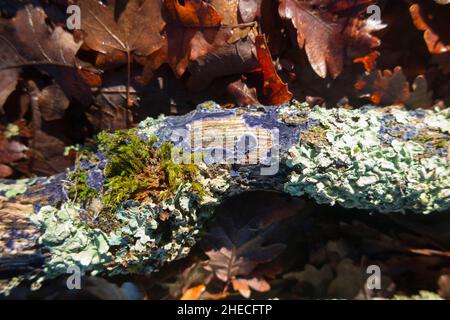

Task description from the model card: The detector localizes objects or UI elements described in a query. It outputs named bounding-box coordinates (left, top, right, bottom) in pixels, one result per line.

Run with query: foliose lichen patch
left=29, top=124, right=227, bottom=285
left=284, top=105, right=450, bottom=213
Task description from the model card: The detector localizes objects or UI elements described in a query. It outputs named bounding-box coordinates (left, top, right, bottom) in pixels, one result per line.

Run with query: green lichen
left=30, top=180, right=218, bottom=283
left=30, top=203, right=112, bottom=284
left=159, top=142, right=205, bottom=200
left=0, top=179, right=29, bottom=198
left=284, top=106, right=450, bottom=214
left=423, top=108, right=450, bottom=133
left=27, top=123, right=222, bottom=283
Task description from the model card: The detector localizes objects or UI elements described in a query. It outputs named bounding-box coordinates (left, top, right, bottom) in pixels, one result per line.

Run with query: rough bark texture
left=0, top=101, right=449, bottom=293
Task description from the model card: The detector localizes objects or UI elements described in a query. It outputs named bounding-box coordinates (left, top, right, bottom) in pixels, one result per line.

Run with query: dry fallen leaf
left=409, top=2, right=450, bottom=54
left=255, top=35, right=292, bottom=105
left=279, top=0, right=384, bottom=78
left=0, top=4, right=95, bottom=106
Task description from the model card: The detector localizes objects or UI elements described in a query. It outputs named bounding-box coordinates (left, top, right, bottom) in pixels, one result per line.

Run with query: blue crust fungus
left=283, top=103, right=450, bottom=213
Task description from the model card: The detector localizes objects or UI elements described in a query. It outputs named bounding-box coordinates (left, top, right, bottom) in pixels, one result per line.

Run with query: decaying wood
left=0, top=102, right=448, bottom=289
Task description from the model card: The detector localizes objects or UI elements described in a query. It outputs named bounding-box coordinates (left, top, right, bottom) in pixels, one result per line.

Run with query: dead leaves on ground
left=1, top=1, right=449, bottom=178
left=199, top=192, right=306, bottom=298
left=59, top=192, right=450, bottom=300
left=355, top=66, right=433, bottom=108
left=410, top=1, right=450, bottom=55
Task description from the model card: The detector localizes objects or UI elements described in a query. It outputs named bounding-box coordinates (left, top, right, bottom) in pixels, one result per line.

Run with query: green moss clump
left=159, top=142, right=205, bottom=200
left=98, top=130, right=157, bottom=210
left=68, top=129, right=204, bottom=233
left=68, top=170, right=99, bottom=202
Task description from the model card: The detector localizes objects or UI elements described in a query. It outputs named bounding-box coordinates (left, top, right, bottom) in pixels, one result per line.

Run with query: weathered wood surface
left=0, top=101, right=449, bottom=291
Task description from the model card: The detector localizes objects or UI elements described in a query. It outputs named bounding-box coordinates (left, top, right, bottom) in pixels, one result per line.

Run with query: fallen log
left=0, top=101, right=449, bottom=292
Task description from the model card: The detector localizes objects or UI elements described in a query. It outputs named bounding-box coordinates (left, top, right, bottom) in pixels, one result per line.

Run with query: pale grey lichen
left=137, top=115, right=166, bottom=140
left=30, top=203, right=112, bottom=284
left=284, top=106, right=450, bottom=213
left=30, top=179, right=220, bottom=285
left=0, top=179, right=30, bottom=198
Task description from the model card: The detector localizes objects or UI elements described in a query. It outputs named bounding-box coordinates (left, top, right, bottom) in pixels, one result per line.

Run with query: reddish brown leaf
left=180, top=285, right=206, bottom=300
left=0, top=163, right=13, bottom=178
left=201, top=192, right=305, bottom=296
left=353, top=51, right=380, bottom=72
left=355, top=66, right=433, bottom=108
left=163, top=0, right=231, bottom=77
left=210, top=0, right=252, bottom=42
left=255, top=35, right=292, bottom=105
left=410, top=2, right=450, bottom=54
left=355, top=66, right=410, bottom=105
left=227, top=79, right=260, bottom=107
left=278, top=0, right=384, bottom=78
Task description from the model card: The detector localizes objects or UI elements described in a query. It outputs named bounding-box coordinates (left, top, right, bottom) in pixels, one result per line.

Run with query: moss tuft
left=67, top=130, right=204, bottom=232
left=68, top=170, right=99, bottom=202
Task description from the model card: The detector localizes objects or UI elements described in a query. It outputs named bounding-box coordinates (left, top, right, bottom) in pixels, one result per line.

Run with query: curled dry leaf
left=355, top=66, right=409, bottom=105
left=239, top=0, right=262, bottom=23
left=227, top=78, right=260, bottom=107
left=353, top=50, right=380, bottom=73
left=187, top=39, right=259, bottom=91
left=72, top=0, right=166, bottom=58
left=255, top=35, right=292, bottom=105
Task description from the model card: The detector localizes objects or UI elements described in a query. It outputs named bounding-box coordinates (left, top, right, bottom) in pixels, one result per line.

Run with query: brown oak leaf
left=0, top=4, right=95, bottom=106
left=278, top=0, right=384, bottom=78
left=410, top=2, right=450, bottom=54
left=162, top=0, right=232, bottom=77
